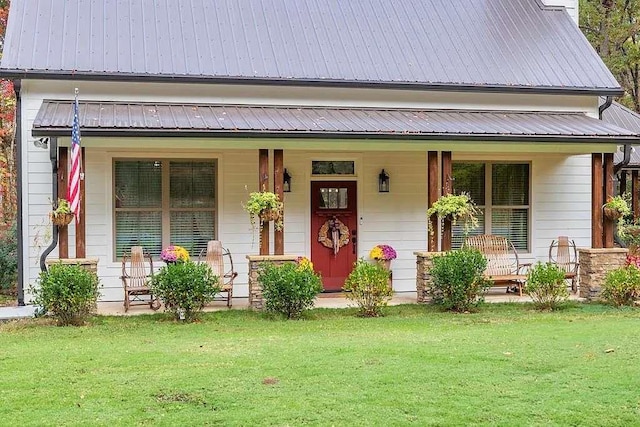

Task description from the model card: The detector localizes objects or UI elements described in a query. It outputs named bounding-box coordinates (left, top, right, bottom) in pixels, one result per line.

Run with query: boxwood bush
left=150, top=261, right=221, bottom=322
left=258, top=259, right=322, bottom=319
left=343, top=259, right=393, bottom=317
left=602, top=265, right=640, bottom=307
left=524, top=262, right=569, bottom=310
left=427, top=248, right=491, bottom=312
left=31, top=263, right=100, bottom=326
left=0, top=222, right=17, bottom=293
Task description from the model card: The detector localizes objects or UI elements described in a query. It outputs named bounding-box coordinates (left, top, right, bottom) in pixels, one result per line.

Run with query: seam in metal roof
left=32, top=101, right=639, bottom=143
left=1, top=0, right=621, bottom=94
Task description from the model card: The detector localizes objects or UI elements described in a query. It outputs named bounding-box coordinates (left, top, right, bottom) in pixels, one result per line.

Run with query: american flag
left=67, top=90, right=82, bottom=222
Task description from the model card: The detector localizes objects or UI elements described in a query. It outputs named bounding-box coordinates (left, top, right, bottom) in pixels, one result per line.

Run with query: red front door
left=311, top=181, right=357, bottom=291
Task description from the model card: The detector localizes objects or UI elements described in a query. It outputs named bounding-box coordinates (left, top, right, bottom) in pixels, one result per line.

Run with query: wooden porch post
left=427, top=151, right=439, bottom=252
left=76, top=147, right=86, bottom=258
left=259, top=149, right=270, bottom=255
left=604, top=153, right=614, bottom=248
left=441, top=151, right=453, bottom=251
left=633, top=170, right=640, bottom=220
left=592, top=154, right=604, bottom=249
left=57, top=146, right=69, bottom=258
left=273, top=149, right=284, bottom=255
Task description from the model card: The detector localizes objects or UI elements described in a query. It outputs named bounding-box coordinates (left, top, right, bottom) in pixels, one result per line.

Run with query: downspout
left=14, top=80, right=24, bottom=306
left=39, top=137, right=58, bottom=272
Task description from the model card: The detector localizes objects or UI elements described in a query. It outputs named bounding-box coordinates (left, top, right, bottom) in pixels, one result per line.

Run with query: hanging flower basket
left=50, top=212, right=74, bottom=226
left=603, top=206, right=623, bottom=221
left=49, top=198, right=74, bottom=226
left=260, top=208, right=282, bottom=223
left=244, top=191, right=284, bottom=232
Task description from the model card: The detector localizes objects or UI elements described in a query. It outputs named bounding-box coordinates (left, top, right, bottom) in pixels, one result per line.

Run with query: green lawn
left=1, top=303, right=639, bottom=426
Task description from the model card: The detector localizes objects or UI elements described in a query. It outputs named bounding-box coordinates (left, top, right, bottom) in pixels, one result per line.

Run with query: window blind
left=114, top=161, right=162, bottom=258
left=452, top=162, right=529, bottom=251
left=114, top=160, right=217, bottom=260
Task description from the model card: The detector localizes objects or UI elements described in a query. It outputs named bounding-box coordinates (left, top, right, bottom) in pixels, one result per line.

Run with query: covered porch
left=27, top=100, right=640, bottom=304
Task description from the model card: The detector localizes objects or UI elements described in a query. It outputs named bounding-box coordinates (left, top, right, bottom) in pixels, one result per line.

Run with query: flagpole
left=68, top=88, right=82, bottom=224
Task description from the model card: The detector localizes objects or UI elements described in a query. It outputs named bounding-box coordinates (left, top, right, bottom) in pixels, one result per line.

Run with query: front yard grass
left=1, top=303, right=639, bottom=426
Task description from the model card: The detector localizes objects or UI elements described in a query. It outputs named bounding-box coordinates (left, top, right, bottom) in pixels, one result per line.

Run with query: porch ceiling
left=32, top=100, right=640, bottom=143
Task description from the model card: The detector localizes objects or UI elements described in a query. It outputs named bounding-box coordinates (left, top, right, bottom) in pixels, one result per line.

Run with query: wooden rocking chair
left=548, top=236, right=579, bottom=293
left=198, top=240, right=238, bottom=308
left=121, top=246, right=161, bottom=312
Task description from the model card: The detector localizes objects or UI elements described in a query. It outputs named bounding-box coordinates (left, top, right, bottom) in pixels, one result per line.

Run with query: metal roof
left=32, top=100, right=639, bottom=143
left=602, top=101, right=640, bottom=167
left=1, top=0, right=621, bottom=94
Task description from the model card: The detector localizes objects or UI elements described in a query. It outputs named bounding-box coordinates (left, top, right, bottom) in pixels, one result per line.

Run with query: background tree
left=0, top=0, right=14, bottom=228
left=580, top=0, right=640, bottom=111
left=0, top=0, right=16, bottom=299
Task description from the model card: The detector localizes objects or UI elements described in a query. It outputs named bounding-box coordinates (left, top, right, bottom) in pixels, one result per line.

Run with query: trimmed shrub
left=31, top=263, right=100, bottom=326
left=258, top=259, right=323, bottom=319
left=427, top=248, right=490, bottom=312
left=602, top=265, right=640, bottom=307
left=524, top=262, right=569, bottom=310
left=343, top=258, right=393, bottom=317
left=0, top=222, right=17, bottom=293
left=150, top=261, right=221, bottom=322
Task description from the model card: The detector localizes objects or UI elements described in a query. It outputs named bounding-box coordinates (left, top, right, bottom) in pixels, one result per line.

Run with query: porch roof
left=602, top=100, right=640, bottom=168
left=32, top=100, right=640, bottom=143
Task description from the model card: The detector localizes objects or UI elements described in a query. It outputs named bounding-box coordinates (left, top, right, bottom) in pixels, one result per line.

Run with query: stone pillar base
left=414, top=251, right=439, bottom=303
left=578, top=248, right=627, bottom=300
left=45, top=258, right=99, bottom=274
left=247, top=255, right=300, bottom=310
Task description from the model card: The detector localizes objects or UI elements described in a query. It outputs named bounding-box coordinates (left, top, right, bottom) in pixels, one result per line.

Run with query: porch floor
left=96, top=288, right=584, bottom=316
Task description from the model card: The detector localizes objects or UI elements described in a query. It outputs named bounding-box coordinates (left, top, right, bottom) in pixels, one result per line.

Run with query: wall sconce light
left=33, top=137, right=49, bottom=149
left=283, top=168, right=292, bottom=193
left=378, top=169, right=390, bottom=193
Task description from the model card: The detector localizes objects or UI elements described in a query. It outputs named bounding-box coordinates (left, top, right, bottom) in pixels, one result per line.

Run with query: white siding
left=20, top=79, right=603, bottom=301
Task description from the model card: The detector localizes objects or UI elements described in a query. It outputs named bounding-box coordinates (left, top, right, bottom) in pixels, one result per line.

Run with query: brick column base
left=578, top=248, right=628, bottom=300
left=414, top=251, right=439, bottom=303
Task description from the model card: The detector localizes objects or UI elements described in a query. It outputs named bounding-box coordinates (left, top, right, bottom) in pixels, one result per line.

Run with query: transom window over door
left=114, top=160, right=217, bottom=259
left=452, top=162, right=530, bottom=251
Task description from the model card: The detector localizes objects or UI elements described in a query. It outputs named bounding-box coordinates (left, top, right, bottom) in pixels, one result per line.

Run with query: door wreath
left=318, top=217, right=350, bottom=255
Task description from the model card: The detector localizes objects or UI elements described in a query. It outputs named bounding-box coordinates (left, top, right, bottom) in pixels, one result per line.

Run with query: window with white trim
left=452, top=162, right=530, bottom=251
left=114, top=160, right=217, bottom=259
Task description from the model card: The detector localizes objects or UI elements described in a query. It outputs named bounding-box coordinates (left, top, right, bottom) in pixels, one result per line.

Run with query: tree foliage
left=0, top=0, right=15, bottom=228
left=580, top=0, right=640, bottom=111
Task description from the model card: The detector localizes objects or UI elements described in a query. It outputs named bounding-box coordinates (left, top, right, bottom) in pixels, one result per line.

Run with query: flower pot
left=603, top=206, right=623, bottom=220
left=51, top=212, right=74, bottom=226
left=260, top=208, right=281, bottom=222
